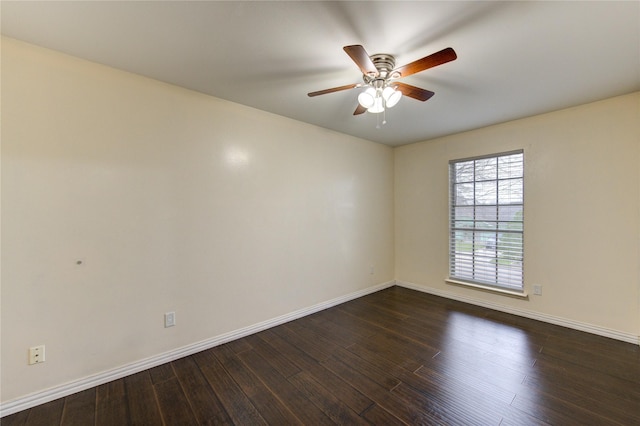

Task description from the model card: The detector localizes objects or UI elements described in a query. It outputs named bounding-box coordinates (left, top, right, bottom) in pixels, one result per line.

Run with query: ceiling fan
left=308, top=45, right=457, bottom=117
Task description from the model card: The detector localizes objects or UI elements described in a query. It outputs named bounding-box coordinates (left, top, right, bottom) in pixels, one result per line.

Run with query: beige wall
left=1, top=38, right=394, bottom=402
left=395, top=92, right=640, bottom=337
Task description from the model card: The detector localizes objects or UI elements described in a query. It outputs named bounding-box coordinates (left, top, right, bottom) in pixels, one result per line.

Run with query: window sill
left=445, top=279, right=529, bottom=299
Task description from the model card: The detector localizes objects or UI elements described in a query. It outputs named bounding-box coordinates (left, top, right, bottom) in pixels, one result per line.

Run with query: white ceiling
left=2, top=1, right=639, bottom=146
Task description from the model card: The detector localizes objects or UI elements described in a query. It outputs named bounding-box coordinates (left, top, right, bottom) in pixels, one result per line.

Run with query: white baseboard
left=396, top=280, right=640, bottom=346
left=0, top=280, right=395, bottom=417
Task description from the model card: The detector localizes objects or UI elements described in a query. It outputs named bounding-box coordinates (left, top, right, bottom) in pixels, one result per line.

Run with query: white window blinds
left=449, top=151, right=524, bottom=291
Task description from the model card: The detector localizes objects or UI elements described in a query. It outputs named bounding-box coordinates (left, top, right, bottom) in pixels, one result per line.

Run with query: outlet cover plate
left=164, top=312, right=176, bottom=328
left=29, top=345, right=45, bottom=365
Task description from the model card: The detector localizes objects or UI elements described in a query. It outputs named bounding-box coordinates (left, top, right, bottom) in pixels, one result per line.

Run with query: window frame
left=448, top=150, right=524, bottom=294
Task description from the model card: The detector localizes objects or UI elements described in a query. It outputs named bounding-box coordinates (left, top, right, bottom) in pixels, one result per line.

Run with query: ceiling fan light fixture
left=357, top=87, right=376, bottom=108
left=368, top=96, right=385, bottom=113
left=383, top=86, right=402, bottom=108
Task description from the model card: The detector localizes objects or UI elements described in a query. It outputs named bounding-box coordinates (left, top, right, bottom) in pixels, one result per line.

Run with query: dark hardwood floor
left=4, top=286, right=640, bottom=425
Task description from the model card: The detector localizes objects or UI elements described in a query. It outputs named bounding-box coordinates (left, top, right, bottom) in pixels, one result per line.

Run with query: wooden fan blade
left=354, top=104, right=367, bottom=115
left=394, top=47, right=457, bottom=78
left=394, top=82, right=435, bottom=101
left=343, top=45, right=378, bottom=76
left=308, top=83, right=359, bottom=97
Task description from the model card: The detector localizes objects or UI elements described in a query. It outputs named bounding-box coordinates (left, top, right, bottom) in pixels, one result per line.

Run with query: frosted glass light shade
left=368, top=96, right=384, bottom=113
left=358, top=87, right=376, bottom=108
left=383, top=86, right=402, bottom=108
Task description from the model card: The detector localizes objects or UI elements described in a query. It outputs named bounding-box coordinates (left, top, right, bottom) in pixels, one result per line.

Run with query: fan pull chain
left=376, top=100, right=387, bottom=129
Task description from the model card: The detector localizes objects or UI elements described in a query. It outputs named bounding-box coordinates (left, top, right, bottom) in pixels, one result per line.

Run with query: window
left=449, top=151, right=524, bottom=292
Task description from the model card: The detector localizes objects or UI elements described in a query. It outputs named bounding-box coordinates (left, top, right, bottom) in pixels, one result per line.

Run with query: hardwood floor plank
left=1, top=409, right=29, bottom=426
left=359, top=290, right=449, bottom=327
left=154, top=377, right=198, bottom=425
left=59, top=389, right=95, bottom=426
left=95, top=379, right=128, bottom=426
left=521, top=373, right=640, bottom=424
left=342, top=325, right=560, bottom=425
left=532, top=351, right=640, bottom=403
left=243, top=333, right=301, bottom=379
left=350, top=296, right=413, bottom=322
left=269, top=323, right=332, bottom=362
left=411, top=365, right=512, bottom=419
left=497, top=399, right=555, bottom=426
left=481, top=310, right=564, bottom=345
left=148, top=362, right=175, bottom=385
left=344, top=340, right=511, bottom=425
left=499, top=416, right=551, bottom=426
left=361, top=403, right=407, bottom=425
left=302, top=312, right=515, bottom=423
left=544, top=332, right=640, bottom=372
left=193, top=349, right=267, bottom=425
left=436, top=333, right=536, bottom=374
left=394, top=309, right=543, bottom=368
left=510, top=392, right=616, bottom=425
left=213, top=344, right=302, bottom=425
left=124, top=371, right=164, bottom=425
left=171, top=355, right=233, bottom=425
left=540, top=342, right=640, bottom=383
left=541, top=320, right=637, bottom=351
left=331, top=348, right=401, bottom=391
left=259, top=331, right=374, bottom=414
left=237, top=349, right=334, bottom=424
left=317, top=305, right=385, bottom=337
left=287, top=371, right=370, bottom=425
left=436, top=314, right=543, bottom=357
left=308, top=307, right=378, bottom=340
left=427, top=350, right=526, bottom=395
left=392, top=382, right=501, bottom=425
left=338, top=302, right=457, bottom=360
left=283, top=320, right=342, bottom=360
left=24, top=398, right=64, bottom=426
left=320, top=354, right=446, bottom=425
left=348, top=328, right=435, bottom=372
left=297, top=311, right=366, bottom=349
left=337, top=298, right=408, bottom=329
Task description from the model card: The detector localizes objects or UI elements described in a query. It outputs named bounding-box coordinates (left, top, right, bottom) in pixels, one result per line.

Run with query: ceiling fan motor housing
left=363, top=54, right=402, bottom=85
left=371, top=54, right=395, bottom=74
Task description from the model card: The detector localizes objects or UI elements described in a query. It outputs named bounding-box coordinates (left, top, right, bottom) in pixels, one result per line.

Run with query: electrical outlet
left=533, top=285, right=542, bottom=296
left=29, top=345, right=45, bottom=365
left=164, top=312, right=176, bottom=328
left=369, top=265, right=375, bottom=275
